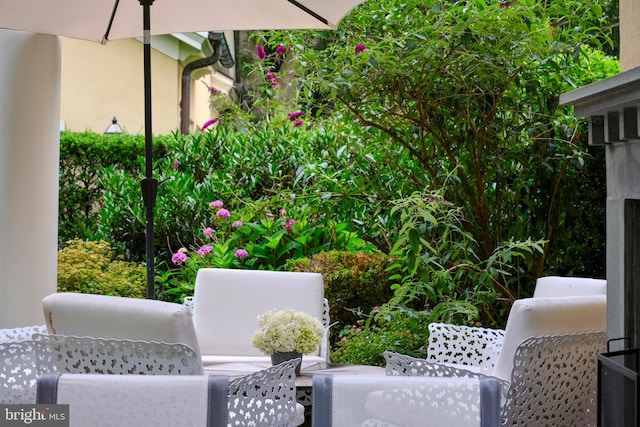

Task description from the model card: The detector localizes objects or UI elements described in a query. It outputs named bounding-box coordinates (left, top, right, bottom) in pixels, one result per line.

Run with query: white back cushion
left=38, top=374, right=222, bottom=426
left=193, top=268, right=324, bottom=357
left=533, top=276, right=606, bottom=298
left=492, top=295, right=606, bottom=381
left=42, top=293, right=201, bottom=357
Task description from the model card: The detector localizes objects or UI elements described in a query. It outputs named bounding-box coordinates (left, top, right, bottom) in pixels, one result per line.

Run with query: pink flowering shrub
left=240, top=39, right=311, bottom=128
left=158, top=194, right=371, bottom=302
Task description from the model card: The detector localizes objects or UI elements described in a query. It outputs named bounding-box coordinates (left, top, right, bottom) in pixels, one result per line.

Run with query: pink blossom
left=210, top=200, right=224, bottom=208
left=197, top=245, right=212, bottom=255
left=341, top=337, right=347, bottom=342
left=288, top=111, right=303, bottom=121
left=201, top=117, right=219, bottom=131
left=266, top=71, right=279, bottom=89
left=216, top=208, right=230, bottom=219
left=235, top=248, right=249, bottom=259
left=356, top=328, right=362, bottom=333
left=284, top=219, right=297, bottom=232
left=373, top=306, right=379, bottom=311
left=203, top=227, right=214, bottom=237
left=294, top=120, right=303, bottom=127
left=275, top=44, right=287, bottom=57
left=232, top=220, right=243, bottom=228
left=279, top=209, right=287, bottom=216
left=171, top=252, right=187, bottom=264
left=173, top=160, right=180, bottom=169
left=354, top=43, right=366, bottom=55
left=257, top=44, right=266, bottom=59
left=203, top=81, right=220, bottom=95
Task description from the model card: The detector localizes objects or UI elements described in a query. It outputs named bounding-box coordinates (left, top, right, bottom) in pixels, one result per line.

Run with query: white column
left=0, top=30, right=60, bottom=328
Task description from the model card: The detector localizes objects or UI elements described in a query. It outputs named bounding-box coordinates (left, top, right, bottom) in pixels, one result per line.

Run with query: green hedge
left=58, top=131, right=175, bottom=245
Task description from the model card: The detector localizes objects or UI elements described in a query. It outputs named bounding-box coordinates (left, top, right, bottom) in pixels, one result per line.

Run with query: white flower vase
left=271, top=351, right=302, bottom=375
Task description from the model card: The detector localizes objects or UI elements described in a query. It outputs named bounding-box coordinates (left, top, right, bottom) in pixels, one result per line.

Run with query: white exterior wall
left=0, top=30, right=60, bottom=327
left=620, top=0, right=640, bottom=71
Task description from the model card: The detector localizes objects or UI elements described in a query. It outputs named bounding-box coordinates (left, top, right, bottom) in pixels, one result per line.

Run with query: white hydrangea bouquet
left=251, top=309, right=324, bottom=355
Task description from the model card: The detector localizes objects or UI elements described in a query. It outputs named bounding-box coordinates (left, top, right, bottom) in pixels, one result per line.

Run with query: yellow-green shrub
left=57, top=239, right=146, bottom=298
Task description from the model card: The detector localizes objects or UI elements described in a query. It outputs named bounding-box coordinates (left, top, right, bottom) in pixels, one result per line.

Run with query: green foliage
left=58, top=131, right=175, bottom=245
left=331, top=309, right=431, bottom=366
left=285, top=251, right=398, bottom=340
left=262, top=0, right=617, bottom=279
left=386, top=191, right=545, bottom=327
left=97, top=126, right=300, bottom=262
left=555, top=144, right=606, bottom=276
left=57, top=239, right=146, bottom=298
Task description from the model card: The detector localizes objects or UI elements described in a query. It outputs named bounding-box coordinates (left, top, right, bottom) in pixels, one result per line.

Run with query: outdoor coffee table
left=297, top=362, right=385, bottom=387
left=203, top=360, right=385, bottom=403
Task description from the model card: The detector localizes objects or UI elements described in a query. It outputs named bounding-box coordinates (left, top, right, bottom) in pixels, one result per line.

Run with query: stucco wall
left=60, top=37, right=215, bottom=135
left=620, top=0, right=640, bottom=71
left=61, top=38, right=179, bottom=134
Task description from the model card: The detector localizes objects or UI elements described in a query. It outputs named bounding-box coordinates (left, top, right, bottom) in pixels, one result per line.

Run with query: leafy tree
left=262, top=0, right=617, bottom=283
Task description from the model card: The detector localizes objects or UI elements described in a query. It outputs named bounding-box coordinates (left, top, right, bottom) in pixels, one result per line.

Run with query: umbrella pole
left=139, top=0, right=158, bottom=299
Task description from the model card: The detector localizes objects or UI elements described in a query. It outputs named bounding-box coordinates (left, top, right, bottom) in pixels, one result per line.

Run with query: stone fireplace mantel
left=561, top=66, right=640, bottom=145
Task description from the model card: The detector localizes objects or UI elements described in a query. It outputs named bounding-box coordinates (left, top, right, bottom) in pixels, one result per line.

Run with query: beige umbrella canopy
left=0, top=0, right=367, bottom=298
left=0, top=0, right=361, bottom=43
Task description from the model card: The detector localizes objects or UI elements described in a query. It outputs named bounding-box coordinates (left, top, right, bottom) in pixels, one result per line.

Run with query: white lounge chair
left=37, top=358, right=302, bottom=427
left=187, top=268, right=330, bottom=367
left=385, top=295, right=607, bottom=426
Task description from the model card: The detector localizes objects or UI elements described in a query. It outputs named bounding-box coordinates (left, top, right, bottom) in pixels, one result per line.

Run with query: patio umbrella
left=0, top=0, right=366, bottom=299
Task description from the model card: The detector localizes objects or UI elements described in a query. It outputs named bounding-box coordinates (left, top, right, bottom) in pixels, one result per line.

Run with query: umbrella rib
left=102, top=0, right=121, bottom=44
left=286, top=0, right=328, bottom=25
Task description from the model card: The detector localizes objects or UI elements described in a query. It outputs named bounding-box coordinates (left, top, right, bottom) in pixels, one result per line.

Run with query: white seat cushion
left=37, top=374, right=227, bottom=427
left=313, top=375, right=501, bottom=427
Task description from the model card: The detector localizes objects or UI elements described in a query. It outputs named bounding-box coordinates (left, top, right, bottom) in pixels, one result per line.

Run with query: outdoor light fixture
left=104, top=117, right=123, bottom=134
